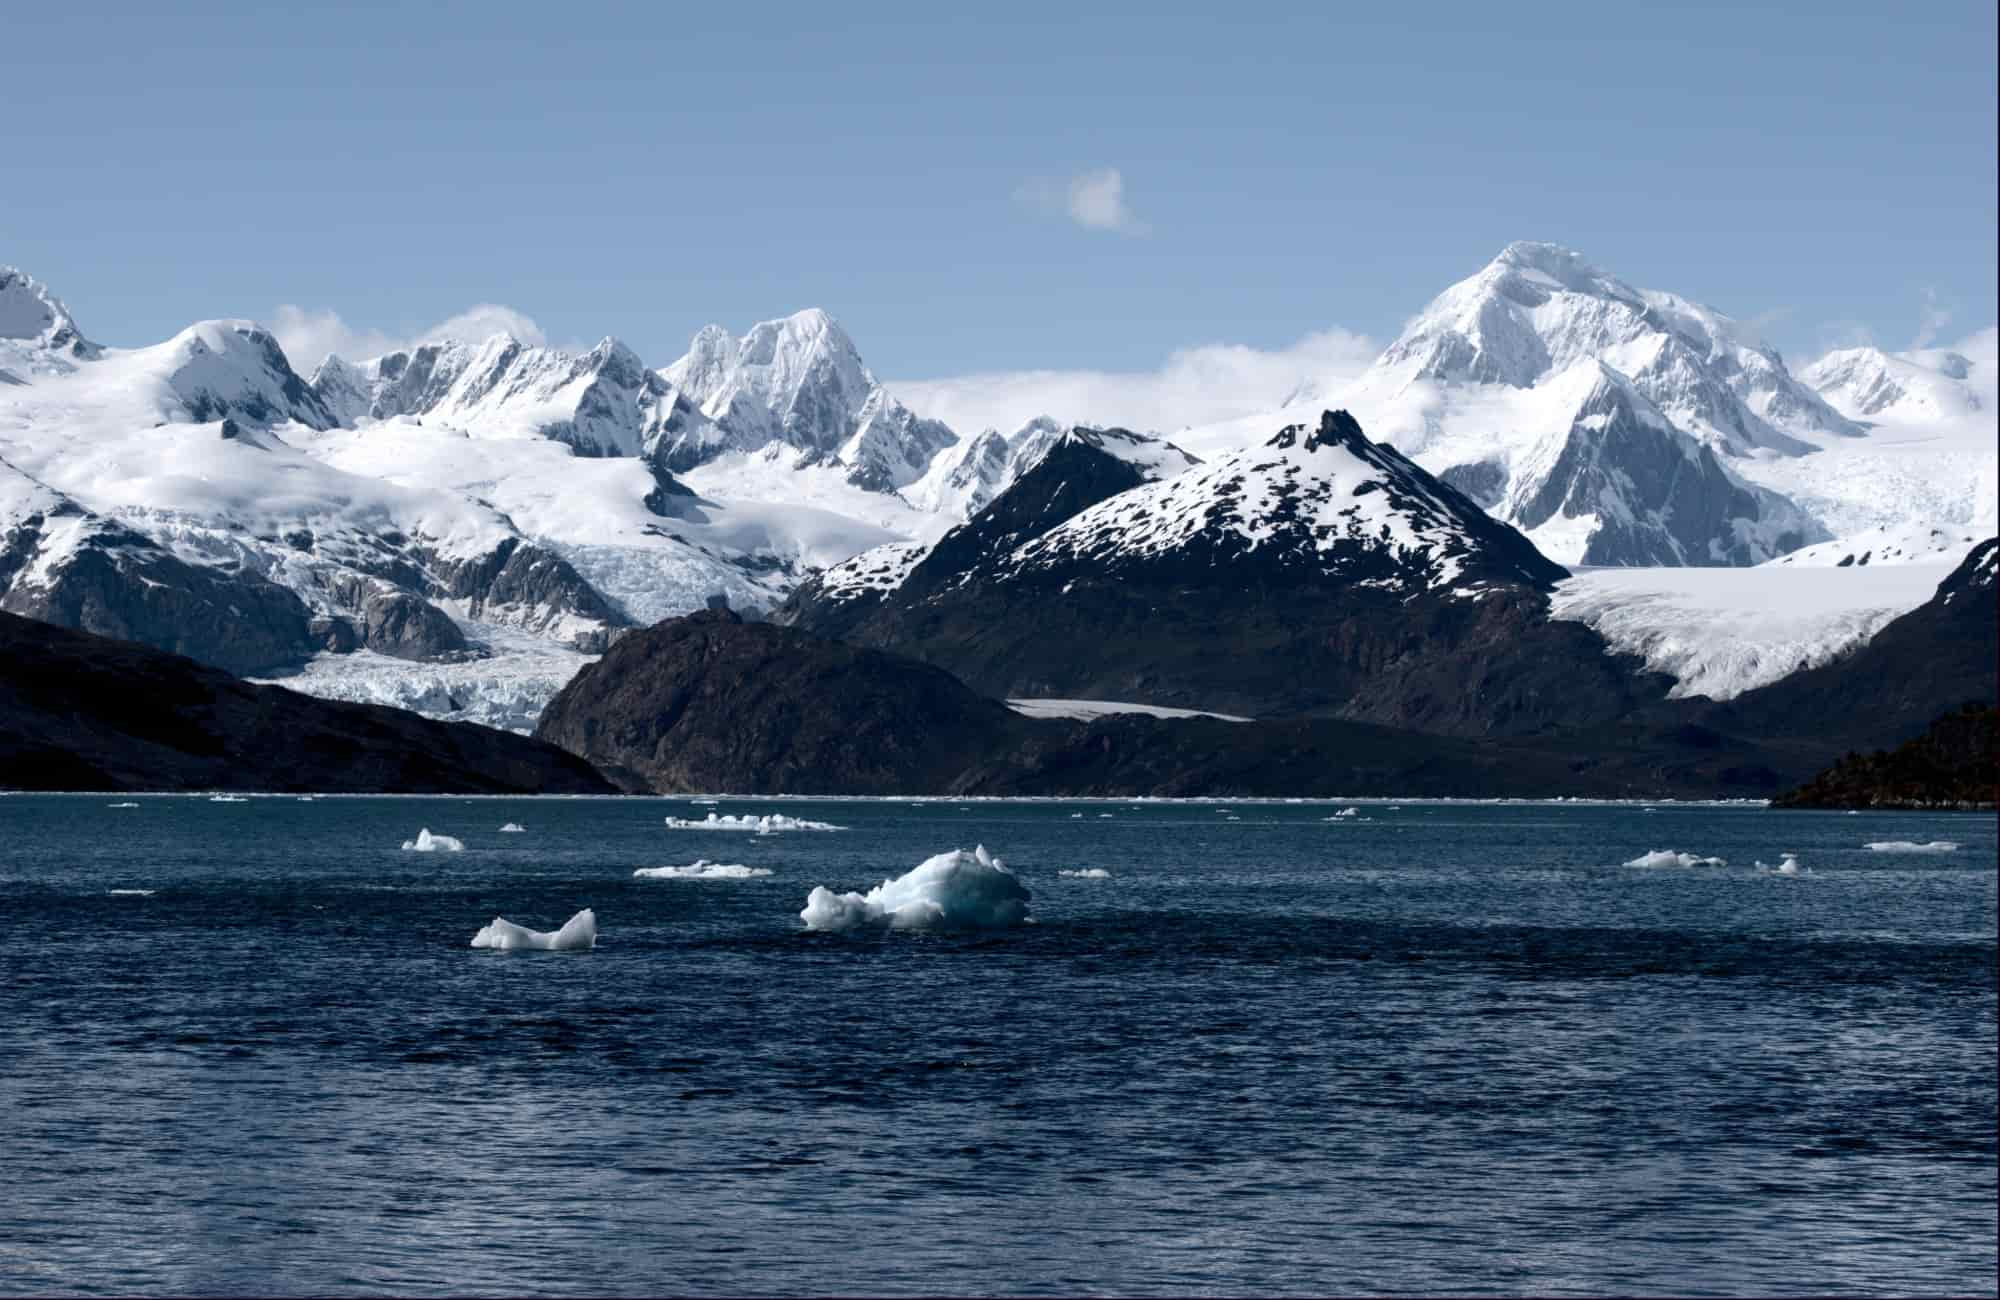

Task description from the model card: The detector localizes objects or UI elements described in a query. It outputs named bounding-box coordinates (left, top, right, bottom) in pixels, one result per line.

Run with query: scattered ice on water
left=208, top=795, right=247, bottom=803
left=1756, top=853, right=1808, bottom=876
left=1059, top=868, right=1113, bottom=879
left=470, top=909, right=597, bottom=951
left=1864, top=841, right=1959, bottom=853
left=801, top=845, right=1031, bottom=932
left=664, top=812, right=845, bottom=834
left=403, top=828, right=465, bottom=852
left=1624, top=850, right=1728, bottom=868
left=634, top=861, right=772, bottom=879
left=108, top=889, right=155, bottom=896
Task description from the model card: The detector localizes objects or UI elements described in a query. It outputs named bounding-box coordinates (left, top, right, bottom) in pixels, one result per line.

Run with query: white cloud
left=1910, top=286, right=1952, bottom=350
left=268, top=302, right=548, bottom=374
left=888, top=327, right=1378, bottom=438
left=1016, top=168, right=1147, bottom=235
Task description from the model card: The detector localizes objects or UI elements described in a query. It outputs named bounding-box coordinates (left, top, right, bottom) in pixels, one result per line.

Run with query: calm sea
left=1, top=794, right=1993, bottom=1296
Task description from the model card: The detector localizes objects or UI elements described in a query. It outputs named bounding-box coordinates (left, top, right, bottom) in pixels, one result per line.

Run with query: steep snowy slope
left=659, top=309, right=957, bottom=488
left=1804, top=344, right=1986, bottom=422
left=0, top=267, right=99, bottom=375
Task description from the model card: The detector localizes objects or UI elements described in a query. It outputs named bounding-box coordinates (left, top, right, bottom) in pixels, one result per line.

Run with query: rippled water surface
left=2, top=795, right=1994, bottom=1296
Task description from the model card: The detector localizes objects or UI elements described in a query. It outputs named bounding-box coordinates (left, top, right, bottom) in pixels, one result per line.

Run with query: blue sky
left=6, top=0, right=1994, bottom=383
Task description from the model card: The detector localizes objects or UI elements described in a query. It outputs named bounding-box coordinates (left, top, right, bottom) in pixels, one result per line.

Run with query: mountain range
left=2, top=245, right=1992, bottom=746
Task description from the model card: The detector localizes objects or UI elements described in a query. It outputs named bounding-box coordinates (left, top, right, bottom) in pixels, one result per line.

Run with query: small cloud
left=1910, top=287, right=1952, bottom=350
left=268, top=302, right=549, bottom=374
left=1016, top=168, right=1147, bottom=235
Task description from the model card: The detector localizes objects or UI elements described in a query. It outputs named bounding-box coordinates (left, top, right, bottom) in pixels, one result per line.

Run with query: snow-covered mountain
left=310, top=334, right=702, bottom=459
left=1803, top=344, right=1986, bottom=423
left=658, top=308, right=957, bottom=489
left=1007, top=410, right=1563, bottom=593
left=0, top=267, right=99, bottom=373
left=904, top=415, right=1198, bottom=518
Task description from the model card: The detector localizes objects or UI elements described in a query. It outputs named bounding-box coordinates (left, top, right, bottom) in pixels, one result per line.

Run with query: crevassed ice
left=801, top=845, right=1031, bottom=932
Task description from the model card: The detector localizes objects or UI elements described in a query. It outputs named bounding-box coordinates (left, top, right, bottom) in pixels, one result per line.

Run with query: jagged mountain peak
left=0, top=266, right=97, bottom=361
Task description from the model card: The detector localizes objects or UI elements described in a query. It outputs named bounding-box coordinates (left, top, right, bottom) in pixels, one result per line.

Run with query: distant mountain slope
left=0, top=612, right=612, bottom=793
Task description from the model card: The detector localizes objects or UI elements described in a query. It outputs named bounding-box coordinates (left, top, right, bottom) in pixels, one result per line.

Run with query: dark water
left=1, top=794, right=1993, bottom=1297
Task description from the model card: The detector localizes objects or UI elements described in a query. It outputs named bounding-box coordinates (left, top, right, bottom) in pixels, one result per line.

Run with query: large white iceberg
left=403, top=828, right=465, bottom=852
left=470, top=908, right=597, bottom=951
left=634, top=861, right=772, bottom=879
left=1623, top=850, right=1728, bottom=868
left=801, top=845, right=1031, bottom=932
left=1864, top=840, right=1959, bottom=853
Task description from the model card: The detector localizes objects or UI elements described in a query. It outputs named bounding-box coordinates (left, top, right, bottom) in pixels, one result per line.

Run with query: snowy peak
left=1009, top=409, right=1568, bottom=594
left=155, top=320, right=335, bottom=430
left=1374, top=241, right=1860, bottom=452
left=0, top=267, right=97, bottom=361
left=308, top=331, right=673, bottom=456
left=661, top=308, right=964, bottom=491
left=1803, top=345, right=1985, bottom=422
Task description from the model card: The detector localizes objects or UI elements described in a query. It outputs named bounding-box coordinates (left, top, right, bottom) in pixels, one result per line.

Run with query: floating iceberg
left=470, top=908, right=597, bottom=951
left=403, top=828, right=465, bottom=852
left=1864, top=841, right=1960, bottom=853
left=801, top=845, right=1031, bottom=932
left=1059, top=868, right=1113, bottom=879
left=498, top=822, right=527, bottom=833
left=1329, top=807, right=1361, bottom=819
left=663, top=812, right=845, bottom=834
left=208, top=795, right=247, bottom=803
left=107, top=802, right=138, bottom=809
left=1623, top=850, right=1728, bottom=868
left=634, top=861, right=772, bottom=879
left=108, top=888, right=155, bottom=896
left=1757, top=853, right=1807, bottom=876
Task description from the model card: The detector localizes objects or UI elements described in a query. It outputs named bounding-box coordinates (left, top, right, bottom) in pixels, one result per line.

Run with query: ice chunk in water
left=470, top=908, right=597, bottom=951
left=1623, top=850, right=1728, bottom=868
left=403, top=828, right=465, bottom=852
left=664, top=812, right=845, bottom=833
left=498, top=822, right=527, bottom=833
left=1059, top=868, right=1112, bottom=879
left=801, top=845, right=1031, bottom=932
left=634, top=861, right=772, bottom=879
left=107, top=802, right=138, bottom=808
left=1863, top=841, right=1959, bottom=853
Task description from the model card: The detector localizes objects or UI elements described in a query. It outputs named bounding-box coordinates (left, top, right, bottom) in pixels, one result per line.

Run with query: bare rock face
left=0, top=612, right=614, bottom=794
left=360, top=592, right=469, bottom=661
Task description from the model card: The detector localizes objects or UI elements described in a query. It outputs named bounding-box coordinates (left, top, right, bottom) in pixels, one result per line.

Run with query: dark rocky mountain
left=783, top=411, right=1672, bottom=736
left=531, top=608, right=1828, bottom=798
left=534, top=609, right=1028, bottom=793
left=0, top=612, right=613, bottom=793
left=1771, top=704, right=1996, bottom=810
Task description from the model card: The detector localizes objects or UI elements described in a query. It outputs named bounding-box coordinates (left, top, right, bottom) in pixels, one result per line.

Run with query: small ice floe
left=1864, top=841, right=1959, bottom=853
left=663, top=813, right=845, bottom=834
left=1097, top=813, right=1114, bottom=819
left=1623, top=850, right=1728, bottom=868
left=208, top=795, right=247, bottom=803
left=801, top=845, right=1030, bottom=932
left=694, top=799, right=718, bottom=805
left=108, top=888, right=155, bottom=896
left=1059, top=868, right=1112, bottom=879
left=1070, top=813, right=1085, bottom=819
left=470, top=909, right=597, bottom=951
left=634, top=861, right=772, bottom=880
left=1327, top=808, right=1361, bottom=820
left=107, top=802, right=139, bottom=808
left=498, top=823, right=527, bottom=833
left=402, top=828, right=465, bottom=852
left=1756, top=853, right=1808, bottom=876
